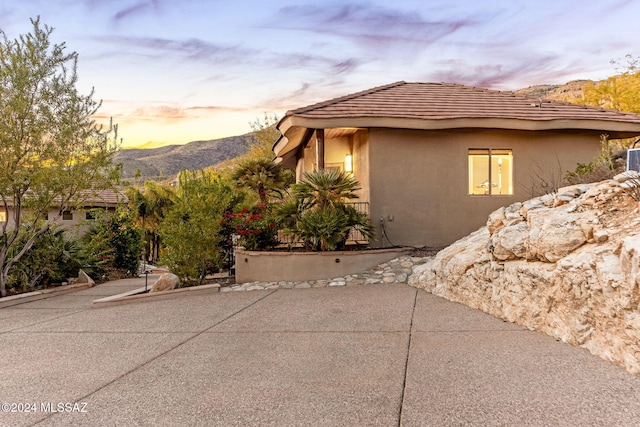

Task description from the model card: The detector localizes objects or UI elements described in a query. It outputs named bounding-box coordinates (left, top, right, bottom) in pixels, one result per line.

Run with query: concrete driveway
left=1, top=278, right=639, bottom=426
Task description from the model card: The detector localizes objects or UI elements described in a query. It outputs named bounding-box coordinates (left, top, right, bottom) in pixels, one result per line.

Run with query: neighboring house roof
left=2, top=189, right=127, bottom=209
left=274, top=81, right=640, bottom=161
left=78, top=189, right=128, bottom=208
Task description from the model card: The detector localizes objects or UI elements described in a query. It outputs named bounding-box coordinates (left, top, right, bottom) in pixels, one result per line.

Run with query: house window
left=468, top=149, right=513, bottom=195
left=62, top=211, right=73, bottom=220
left=86, top=211, right=95, bottom=220
left=0, top=210, right=5, bottom=223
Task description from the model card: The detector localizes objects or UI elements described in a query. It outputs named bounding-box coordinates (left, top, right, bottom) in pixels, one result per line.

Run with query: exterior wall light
left=345, top=154, right=353, bottom=172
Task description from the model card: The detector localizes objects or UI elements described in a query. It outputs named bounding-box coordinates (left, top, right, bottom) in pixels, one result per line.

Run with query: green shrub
left=565, top=135, right=626, bottom=185
left=7, top=228, right=87, bottom=293
left=159, top=171, right=239, bottom=286
left=296, top=206, right=351, bottom=251
left=82, top=210, right=143, bottom=279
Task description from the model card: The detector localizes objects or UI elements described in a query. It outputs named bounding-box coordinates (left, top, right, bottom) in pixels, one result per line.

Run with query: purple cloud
left=269, top=3, right=479, bottom=49
left=92, top=34, right=254, bottom=63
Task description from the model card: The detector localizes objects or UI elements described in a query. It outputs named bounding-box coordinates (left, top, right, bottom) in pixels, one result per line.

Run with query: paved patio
left=1, top=277, right=639, bottom=426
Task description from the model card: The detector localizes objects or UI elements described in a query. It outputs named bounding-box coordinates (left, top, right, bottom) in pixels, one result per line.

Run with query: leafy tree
left=159, top=171, right=239, bottom=286
left=0, top=18, right=120, bottom=297
left=215, top=113, right=293, bottom=186
left=82, top=210, right=143, bottom=279
left=276, top=170, right=375, bottom=251
left=247, top=113, right=281, bottom=160
left=570, top=55, right=640, bottom=147
left=581, top=72, right=640, bottom=114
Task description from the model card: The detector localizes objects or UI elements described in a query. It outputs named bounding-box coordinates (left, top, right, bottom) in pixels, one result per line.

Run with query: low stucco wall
left=235, top=247, right=413, bottom=283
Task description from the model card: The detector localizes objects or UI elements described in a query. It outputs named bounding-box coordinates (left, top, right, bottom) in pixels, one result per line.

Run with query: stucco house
left=273, top=81, right=640, bottom=248
left=0, top=189, right=127, bottom=237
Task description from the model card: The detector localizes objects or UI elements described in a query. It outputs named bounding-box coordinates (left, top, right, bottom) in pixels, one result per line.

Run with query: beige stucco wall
left=365, top=128, right=602, bottom=248
left=1, top=207, right=114, bottom=238
left=291, top=127, right=603, bottom=248
left=235, top=247, right=412, bottom=283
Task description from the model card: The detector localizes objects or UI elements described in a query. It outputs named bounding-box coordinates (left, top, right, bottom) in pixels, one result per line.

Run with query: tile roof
left=274, top=81, right=640, bottom=164
left=79, top=189, right=128, bottom=207
left=286, top=81, right=640, bottom=124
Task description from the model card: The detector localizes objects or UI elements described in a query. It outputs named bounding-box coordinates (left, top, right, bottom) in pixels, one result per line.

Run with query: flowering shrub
left=221, top=205, right=279, bottom=251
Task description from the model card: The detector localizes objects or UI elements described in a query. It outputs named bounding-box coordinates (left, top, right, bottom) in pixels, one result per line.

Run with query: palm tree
left=277, top=169, right=375, bottom=251
left=231, top=158, right=291, bottom=205
left=126, top=182, right=174, bottom=264
left=292, top=169, right=361, bottom=209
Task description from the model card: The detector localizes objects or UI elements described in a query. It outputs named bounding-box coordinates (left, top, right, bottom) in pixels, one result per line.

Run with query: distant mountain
left=514, top=79, right=590, bottom=102
left=115, top=133, right=258, bottom=179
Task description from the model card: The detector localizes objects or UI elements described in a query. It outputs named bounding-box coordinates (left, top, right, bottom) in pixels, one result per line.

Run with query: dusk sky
left=1, top=1, right=638, bottom=148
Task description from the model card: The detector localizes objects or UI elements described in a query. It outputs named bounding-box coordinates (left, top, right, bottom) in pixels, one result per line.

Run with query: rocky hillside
left=115, top=134, right=258, bottom=179
left=515, top=79, right=589, bottom=102
left=409, top=172, right=640, bottom=375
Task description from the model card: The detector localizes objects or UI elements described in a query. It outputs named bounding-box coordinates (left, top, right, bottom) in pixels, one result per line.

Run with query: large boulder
left=409, top=173, right=640, bottom=375
left=150, top=273, right=180, bottom=293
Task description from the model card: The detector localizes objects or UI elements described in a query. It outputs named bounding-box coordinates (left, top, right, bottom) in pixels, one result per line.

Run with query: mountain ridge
left=115, top=133, right=258, bottom=179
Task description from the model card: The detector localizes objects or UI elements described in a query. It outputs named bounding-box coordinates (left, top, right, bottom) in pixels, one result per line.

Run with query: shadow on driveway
left=1, top=280, right=639, bottom=426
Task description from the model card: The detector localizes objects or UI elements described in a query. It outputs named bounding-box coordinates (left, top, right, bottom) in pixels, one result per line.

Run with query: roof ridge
left=288, top=81, right=407, bottom=115
left=410, top=81, right=544, bottom=101
left=423, top=83, right=640, bottom=118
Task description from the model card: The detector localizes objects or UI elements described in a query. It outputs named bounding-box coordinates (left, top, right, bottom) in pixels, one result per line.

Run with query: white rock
left=407, top=178, right=640, bottom=376
left=395, top=273, right=408, bottom=283
left=614, top=170, right=640, bottom=182
left=150, top=273, right=180, bottom=293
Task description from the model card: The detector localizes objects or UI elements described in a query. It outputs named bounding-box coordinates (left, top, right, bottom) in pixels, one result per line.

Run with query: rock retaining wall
left=409, top=172, right=640, bottom=375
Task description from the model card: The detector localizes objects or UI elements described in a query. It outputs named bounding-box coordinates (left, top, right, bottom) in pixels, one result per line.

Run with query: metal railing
left=345, top=202, right=371, bottom=243
left=277, top=202, right=371, bottom=246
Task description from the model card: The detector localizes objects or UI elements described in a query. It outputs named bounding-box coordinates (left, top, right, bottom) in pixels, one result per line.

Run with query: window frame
left=468, top=148, right=513, bottom=196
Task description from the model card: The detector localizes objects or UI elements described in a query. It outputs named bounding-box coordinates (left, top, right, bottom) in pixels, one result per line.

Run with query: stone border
left=0, top=283, right=93, bottom=309
left=225, top=255, right=431, bottom=292
left=92, top=283, right=221, bottom=307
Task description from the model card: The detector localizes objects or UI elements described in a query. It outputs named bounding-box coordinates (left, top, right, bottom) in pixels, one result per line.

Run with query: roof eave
left=283, top=115, right=640, bottom=135
left=273, top=115, right=640, bottom=159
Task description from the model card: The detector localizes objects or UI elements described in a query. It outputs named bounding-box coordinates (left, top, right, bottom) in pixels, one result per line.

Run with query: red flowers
left=221, top=206, right=278, bottom=250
